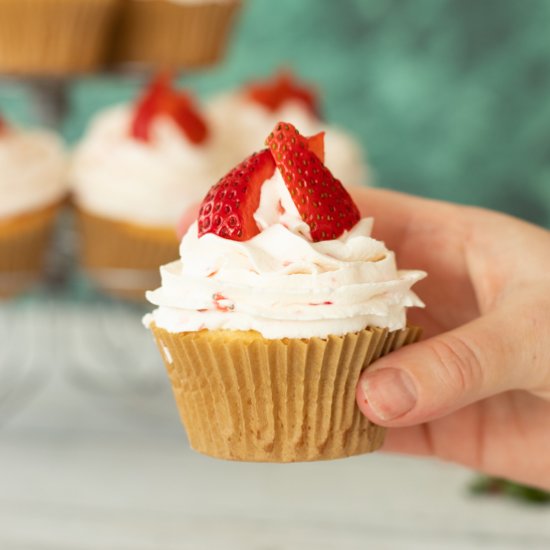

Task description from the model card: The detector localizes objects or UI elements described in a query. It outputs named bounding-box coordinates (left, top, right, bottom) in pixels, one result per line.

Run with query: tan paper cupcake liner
left=0, top=0, right=121, bottom=75
left=112, top=0, right=241, bottom=69
left=77, top=208, right=179, bottom=301
left=151, top=325, right=422, bottom=462
left=0, top=203, right=60, bottom=298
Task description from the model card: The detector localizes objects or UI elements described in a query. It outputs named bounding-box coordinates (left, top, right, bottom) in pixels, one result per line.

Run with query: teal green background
left=2, top=0, right=550, bottom=226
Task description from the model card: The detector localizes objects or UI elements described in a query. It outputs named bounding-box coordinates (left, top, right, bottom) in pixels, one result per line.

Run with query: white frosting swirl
left=146, top=170, right=425, bottom=339
left=0, top=127, right=67, bottom=219
left=70, top=105, right=218, bottom=227
left=206, top=92, right=370, bottom=187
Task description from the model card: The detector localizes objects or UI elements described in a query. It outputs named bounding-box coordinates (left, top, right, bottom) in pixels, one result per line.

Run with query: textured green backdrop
left=2, top=0, right=550, bottom=226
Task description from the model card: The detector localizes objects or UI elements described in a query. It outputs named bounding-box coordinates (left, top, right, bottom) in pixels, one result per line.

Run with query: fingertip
left=356, top=366, right=418, bottom=425
left=355, top=376, right=374, bottom=418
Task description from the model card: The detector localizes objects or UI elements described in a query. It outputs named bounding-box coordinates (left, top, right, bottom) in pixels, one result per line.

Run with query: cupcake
left=207, top=70, right=370, bottom=187
left=0, top=0, right=121, bottom=75
left=71, top=73, right=216, bottom=300
left=112, top=0, right=242, bottom=69
left=145, top=122, right=425, bottom=462
left=0, top=113, right=67, bottom=297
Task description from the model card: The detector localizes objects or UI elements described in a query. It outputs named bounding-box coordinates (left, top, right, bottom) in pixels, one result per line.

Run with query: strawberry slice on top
left=306, top=131, right=325, bottom=162
left=245, top=70, right=319, bottom=118
left=266, top=122, right=360, bottom=242
left=197, top=149, right=276, bottom=241
left=196, top=129, right=326, bottom=242
left=130, top=72, right=208, bottom=145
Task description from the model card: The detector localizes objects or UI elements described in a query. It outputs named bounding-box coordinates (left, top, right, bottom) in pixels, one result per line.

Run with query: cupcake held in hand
left=71, top=73, right=215, bottom=300
left=145, top=122, right=425, bottom=462
left=0, top=113, right=67, bottom=297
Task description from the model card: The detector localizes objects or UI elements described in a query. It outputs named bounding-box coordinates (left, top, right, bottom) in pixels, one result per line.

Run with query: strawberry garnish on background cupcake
left=207, top=69, right=369, bottom=188
left=0, top=113, right=7, bottom=135
left=130, top=73, right=208, bottom=144
left=197, top=122, right=359, bottom=243
left=245, top=70, right=320, bottom=118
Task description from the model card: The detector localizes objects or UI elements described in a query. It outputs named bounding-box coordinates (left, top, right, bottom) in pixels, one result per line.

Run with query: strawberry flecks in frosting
left=145, top=217, right=425, bottom=338
left=245, top=70, right=319, bottom=118
left=131, top=72, right=208, bottom=144
left=145, top=122, right=426, bottom=339
left=213, top=293, right=235, bottom=312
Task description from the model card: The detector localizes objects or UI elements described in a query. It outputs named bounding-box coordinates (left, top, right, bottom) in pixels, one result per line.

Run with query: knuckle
left=426, top=333, right=485, bottom=394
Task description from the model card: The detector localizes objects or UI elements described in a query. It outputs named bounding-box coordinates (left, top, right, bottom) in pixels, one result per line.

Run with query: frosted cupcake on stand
left=112, top=0, right=242, bottom=69
left=0, top=0, right=121, bottom=75
left=0, top=113, right=67, bottom=297
left=70, top=74, right=216, bottom=300
left=207, top=70, right=370, bottom=187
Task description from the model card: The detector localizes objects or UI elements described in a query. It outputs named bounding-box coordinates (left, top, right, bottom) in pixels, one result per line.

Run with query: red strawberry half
left=166, top=92, right=208, bottom=144
left=245, top=69, right=319, bottom=117
left=268, top=121, right=325, bottom=163
left=197, top=149, right=276, bottom=241
left=266, top=122, right=360, bottom=241
left=130, top=73, right=169, bottom=142
left=307, top=131, right=325, bottom=162
left=130, top=72, right=208, bottom=144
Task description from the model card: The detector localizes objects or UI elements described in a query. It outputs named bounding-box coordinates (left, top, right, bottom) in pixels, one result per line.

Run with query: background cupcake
left=0, top=0, right=121, bottom=75
left=207, top=70, right=370, bottom=187
left=112, top=0, right=242, bottom=69
left=146, top=123, right=425, bottom=462
left=0, top=113, right=67, bottom=297
left=70, top=74, right=217, bottom=300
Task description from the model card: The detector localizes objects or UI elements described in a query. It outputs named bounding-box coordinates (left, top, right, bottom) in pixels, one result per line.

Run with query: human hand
left=352, top=187, right=550, bottom=490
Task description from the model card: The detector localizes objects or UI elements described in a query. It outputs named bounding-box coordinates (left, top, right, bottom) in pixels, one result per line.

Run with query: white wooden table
left=1, top=301, right=549, bottom=549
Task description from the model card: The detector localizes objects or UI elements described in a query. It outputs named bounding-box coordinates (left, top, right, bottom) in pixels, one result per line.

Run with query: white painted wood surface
left=1, top=301, right=549, bottom=549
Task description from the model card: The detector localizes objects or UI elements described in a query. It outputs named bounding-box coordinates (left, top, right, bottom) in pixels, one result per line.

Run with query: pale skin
left=351, top=187, right=550, bottom=491
left=179, top=187, right=550, bottom=489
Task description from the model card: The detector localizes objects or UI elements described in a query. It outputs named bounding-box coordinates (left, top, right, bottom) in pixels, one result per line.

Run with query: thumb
left=356, top=309, right=544, bottom=426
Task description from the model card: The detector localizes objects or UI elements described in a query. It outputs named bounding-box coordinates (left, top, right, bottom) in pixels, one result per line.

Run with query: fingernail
left=361, top=368, right=417, bottom=421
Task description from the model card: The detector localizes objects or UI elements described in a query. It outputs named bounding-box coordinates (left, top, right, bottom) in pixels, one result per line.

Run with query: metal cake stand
left=0, top=75, right=168, bottom=427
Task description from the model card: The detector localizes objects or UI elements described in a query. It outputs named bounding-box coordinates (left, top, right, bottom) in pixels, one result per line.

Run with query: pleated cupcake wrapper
left=112, top=0, right=241, bottom=69
left=77, top=208, right=179, bottom=301
left=151, top=325, right=422, bottom=463
left=0, top=0, right=120, bottom=75
left=0, top=204, right=60, bottom=298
